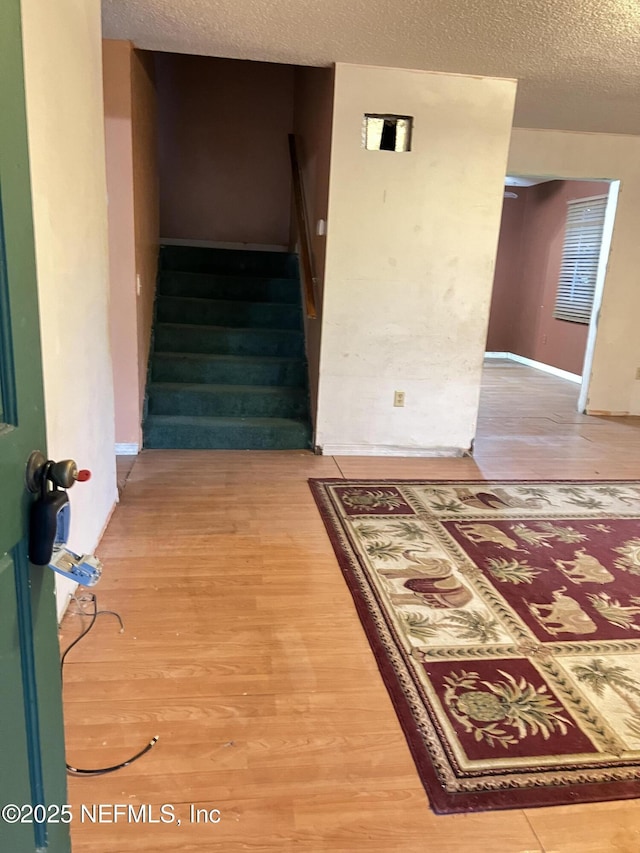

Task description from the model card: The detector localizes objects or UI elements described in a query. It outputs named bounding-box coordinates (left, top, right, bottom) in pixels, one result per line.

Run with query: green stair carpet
left=144, top=246, right=311, bottom=450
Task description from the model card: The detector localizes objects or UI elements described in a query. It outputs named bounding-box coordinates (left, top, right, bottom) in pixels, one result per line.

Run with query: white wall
left=21, top=0, right=118, bottom=618
left=316, top=64, right=517, bottom=455
left=508, top=128, right=640, bottom=417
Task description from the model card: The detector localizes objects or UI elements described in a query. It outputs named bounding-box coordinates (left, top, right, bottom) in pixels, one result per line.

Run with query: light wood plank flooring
left=60, top=362, right=640, bottom=852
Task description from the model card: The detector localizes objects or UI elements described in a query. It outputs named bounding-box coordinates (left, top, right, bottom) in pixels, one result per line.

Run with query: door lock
left=25, top=451, right=101, bottom=585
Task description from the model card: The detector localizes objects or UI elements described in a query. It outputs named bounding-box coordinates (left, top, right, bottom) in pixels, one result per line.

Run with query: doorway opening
left=483, top=175, right=619, bottom=422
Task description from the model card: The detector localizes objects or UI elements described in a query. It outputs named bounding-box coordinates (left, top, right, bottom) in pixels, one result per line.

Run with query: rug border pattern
left=309, top=478, right=640, bottom=813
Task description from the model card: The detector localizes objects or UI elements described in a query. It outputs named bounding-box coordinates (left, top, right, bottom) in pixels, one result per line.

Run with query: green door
left=0, top=1, right=71, bottom=851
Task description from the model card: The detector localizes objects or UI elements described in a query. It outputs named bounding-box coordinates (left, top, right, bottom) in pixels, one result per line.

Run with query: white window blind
left=554, top=194, right=607, bottom=324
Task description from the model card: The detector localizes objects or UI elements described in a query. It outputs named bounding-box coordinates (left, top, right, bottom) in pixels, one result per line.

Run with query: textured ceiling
left=102, top=0, right=640, bottom=134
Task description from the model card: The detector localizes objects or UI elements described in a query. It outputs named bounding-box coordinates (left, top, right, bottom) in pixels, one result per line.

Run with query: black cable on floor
left=61, top=593, right=159, bottom=776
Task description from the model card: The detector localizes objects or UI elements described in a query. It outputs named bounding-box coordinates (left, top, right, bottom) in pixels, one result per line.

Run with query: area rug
left=309, top=479, right=640, bottom=813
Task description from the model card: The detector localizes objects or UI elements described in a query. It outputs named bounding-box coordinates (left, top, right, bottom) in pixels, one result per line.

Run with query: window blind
left=553, top=195, right=607, bottom=324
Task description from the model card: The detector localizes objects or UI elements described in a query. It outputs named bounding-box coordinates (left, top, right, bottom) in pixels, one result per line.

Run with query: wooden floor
left=60, top=361, right=640, bottom=852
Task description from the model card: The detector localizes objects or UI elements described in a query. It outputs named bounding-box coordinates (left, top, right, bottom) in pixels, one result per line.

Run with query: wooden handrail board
left=288, top=133, right=317, bottom=320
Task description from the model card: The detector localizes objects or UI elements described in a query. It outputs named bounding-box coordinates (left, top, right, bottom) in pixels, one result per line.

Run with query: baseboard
left=160, top=238, right=288, bottom=253
left=115, top=442, right=139, bottom=455
left=587, top=409, right=630, bottom=417
left=320, top=444, right=467, bottom=457
left=485, top=351, right=582, bottom=384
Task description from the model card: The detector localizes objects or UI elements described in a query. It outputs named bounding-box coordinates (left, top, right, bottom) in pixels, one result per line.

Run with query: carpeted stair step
left=159, top=271, right=300, bottom=304
left=144, top=414, right=311, bottom=450
left=155, top=323, right=304, bottom=358
left=148, top=382, right=309, bottom=419
left=151, top=352, right=307, bottom=387
left=156, top=295, right=302, bottom=330
left=161, top=246, right=297, bottom=279
left=146, top=246, right=311, bottom=451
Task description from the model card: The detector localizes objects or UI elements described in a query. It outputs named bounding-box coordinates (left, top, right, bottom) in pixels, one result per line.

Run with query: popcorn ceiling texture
left=102, top=0, right=640, bottom=134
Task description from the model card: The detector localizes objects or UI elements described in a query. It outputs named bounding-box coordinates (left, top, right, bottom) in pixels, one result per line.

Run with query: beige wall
left=103, top=40, right=140, bottom=445
left=131, top=49, right=160, bottom=420
left=155, top=54, right=295, bottom=246
left=292, top=66, right=334, bottom=424
left=316, top=63, right=517, bottom=455
left=21, top=0, right=117, bottom=617
left=508, top=128, right=640, bottom=415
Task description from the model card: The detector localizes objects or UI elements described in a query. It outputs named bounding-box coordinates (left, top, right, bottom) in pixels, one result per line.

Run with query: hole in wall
left=363, top=114, right=413, bottom=152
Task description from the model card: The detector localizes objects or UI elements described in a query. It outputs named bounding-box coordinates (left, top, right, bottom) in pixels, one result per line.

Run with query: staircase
left=144, top=245, right=311, bottom=450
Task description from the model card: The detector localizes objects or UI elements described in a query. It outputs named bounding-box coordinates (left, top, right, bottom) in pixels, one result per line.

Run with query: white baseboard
left=160, top=238, right=288, bottom=253
left=485, top=351, right=581, bottom=384
left=115, top=442, right=139, bottom=455
left=321, top=444, right=467, bottom=457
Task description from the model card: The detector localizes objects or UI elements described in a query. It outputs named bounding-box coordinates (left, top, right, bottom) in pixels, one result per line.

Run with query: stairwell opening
left=139, top=53, right=332, bottom=449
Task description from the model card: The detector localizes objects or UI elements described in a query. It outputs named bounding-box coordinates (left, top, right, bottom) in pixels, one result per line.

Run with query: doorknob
left=25, top=450, right=91, bottom=493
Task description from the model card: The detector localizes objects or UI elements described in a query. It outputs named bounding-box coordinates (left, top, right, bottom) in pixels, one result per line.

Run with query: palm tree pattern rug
left=309, top=479, right=640, bottom=813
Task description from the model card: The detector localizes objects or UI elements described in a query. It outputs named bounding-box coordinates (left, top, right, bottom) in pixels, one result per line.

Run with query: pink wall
left=131, top=49, right=160, bottom=421
left=292, top=66, right=334, bottom=423
left=485, top=193, right=526, bottom=352
left=155, top=54, right=295, bottom=246
left=102, top=41, right=159, bottom=447
left=487, top=180, right=609, bottom=375
left=103, top=40, right=140, bottom=444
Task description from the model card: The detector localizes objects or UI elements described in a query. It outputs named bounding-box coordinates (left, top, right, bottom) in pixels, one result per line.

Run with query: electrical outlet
left=394, top=391, right=405, bottom=407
